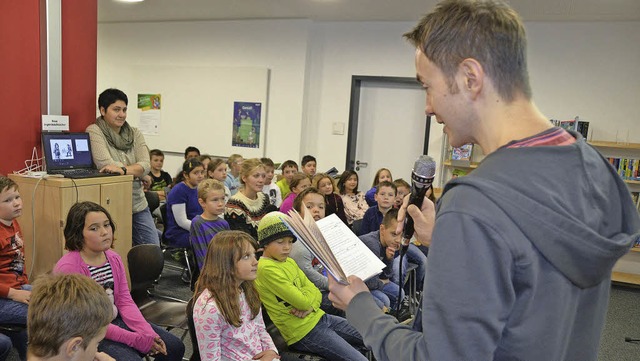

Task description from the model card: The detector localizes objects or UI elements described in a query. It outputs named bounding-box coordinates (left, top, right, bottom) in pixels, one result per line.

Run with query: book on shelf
left=550, top=117, right=589, bottom=139
left=282, top=211, right=386, bottom=285
left=451, top=143, right=473, bottom=161
left=451, top=168, right=469, bottom=178
left=606, top=157, right=640, bottom=181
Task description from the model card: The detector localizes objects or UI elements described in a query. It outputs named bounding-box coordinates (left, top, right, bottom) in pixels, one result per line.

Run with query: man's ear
left=459, top=58, right=484, bottom=99
left=99, top=106, right=106, bottom=117
left=63, top=337, right=84, bottom=358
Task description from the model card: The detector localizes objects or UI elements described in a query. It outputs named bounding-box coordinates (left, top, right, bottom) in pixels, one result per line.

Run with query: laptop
left=42, top=132, right=118, bottom=179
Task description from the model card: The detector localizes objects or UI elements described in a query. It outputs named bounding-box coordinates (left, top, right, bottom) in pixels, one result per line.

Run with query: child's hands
left=8, top=288, right=30, bottom=304
left=253, top=349, right=280, bottom=360
left=289, top=308, right=312, bottom=318
left=148, top=337, right=167, bottom=356
left=385, top=246, right=396, bottom=260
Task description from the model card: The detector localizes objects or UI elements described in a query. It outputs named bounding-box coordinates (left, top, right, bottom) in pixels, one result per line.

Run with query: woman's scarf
left=95, top=116, right=134, bottom=151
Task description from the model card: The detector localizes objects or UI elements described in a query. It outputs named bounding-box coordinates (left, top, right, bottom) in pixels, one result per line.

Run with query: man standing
left=329, top=1, right=640, bottom=360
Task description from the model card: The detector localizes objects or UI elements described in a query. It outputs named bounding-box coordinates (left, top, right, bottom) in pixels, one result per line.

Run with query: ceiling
left=98, top=0, right=640, bottom=23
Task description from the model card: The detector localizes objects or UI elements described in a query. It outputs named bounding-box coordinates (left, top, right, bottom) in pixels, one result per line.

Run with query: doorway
left=345, top=76, right=441, bottom=190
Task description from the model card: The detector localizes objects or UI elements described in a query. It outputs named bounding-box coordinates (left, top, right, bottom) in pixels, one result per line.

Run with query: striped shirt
left=190, top=215, right=230, bottom=271
left=506, top=127, right=576, bottom=148
left=88, top=260, right=118, bottom=319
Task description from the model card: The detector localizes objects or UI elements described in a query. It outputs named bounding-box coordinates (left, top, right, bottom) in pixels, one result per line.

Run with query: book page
left=316, top=214, right=386, bottom=281
left=283, top=211, right=348, bottom=283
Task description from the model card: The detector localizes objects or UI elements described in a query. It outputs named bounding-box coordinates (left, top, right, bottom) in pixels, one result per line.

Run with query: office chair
left=127, top=244, right=189, bottom=344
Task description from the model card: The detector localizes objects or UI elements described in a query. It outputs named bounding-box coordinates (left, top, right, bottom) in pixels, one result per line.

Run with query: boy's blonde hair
left=28, top=274, right=112, bottom=358
left=198, top=179, right=226, bottom=201
left=0, top=175, right=18, bottom=194
left=227, top=154, right=243, bottom=166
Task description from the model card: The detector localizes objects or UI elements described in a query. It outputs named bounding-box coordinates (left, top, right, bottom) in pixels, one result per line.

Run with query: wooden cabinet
left=9, top=174, right=133, bottom=278
left=588, top=140, right=640, bottom=285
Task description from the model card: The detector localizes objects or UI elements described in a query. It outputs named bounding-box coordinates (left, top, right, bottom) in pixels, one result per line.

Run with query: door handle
left=355, top=160, right=368, bottom=171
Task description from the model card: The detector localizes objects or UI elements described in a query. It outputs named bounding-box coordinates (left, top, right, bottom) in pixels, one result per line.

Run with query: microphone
left=625, top=337, right=640, bottom=343
left=400, top=155, right=436, bottom=255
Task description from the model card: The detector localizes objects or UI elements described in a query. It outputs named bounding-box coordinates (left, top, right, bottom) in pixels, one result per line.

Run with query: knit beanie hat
left=257, top=211, right=296, bottom=249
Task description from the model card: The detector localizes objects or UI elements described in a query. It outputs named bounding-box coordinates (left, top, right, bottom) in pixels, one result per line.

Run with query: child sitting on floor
left=193, top=231, right=278, bottom=361
left=190, top=179, right=230, bottom=272
left=255, top=212, right=368, bottom=361
left=278, top=173, right=311, bottom=215
left=359, top=181, right=396, bottom=236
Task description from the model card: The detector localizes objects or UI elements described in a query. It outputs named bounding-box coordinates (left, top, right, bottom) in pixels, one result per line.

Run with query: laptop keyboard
left=50, top=169, right=113, bottom=178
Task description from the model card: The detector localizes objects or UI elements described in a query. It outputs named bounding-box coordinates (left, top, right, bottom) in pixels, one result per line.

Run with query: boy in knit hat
left=255, top=211, right=368, bottom=361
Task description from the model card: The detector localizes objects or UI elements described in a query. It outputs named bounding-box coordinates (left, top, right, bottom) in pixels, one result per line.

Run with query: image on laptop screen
left=42, top=132, right=95, bottom=171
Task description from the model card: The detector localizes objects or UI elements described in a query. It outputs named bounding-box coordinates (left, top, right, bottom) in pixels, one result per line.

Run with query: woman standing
left=225, top=158, right=277, bottom=241
left=87, top=88, right=159, bottom=246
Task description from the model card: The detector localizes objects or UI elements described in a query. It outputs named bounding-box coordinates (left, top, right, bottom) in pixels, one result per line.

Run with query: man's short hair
left=28, top=274, right=112, bottom=358
left=149, top=149, right=164, bottom=158
left=98, top=88, right=128, bottom=111
left=376, top=181, right=397, bottom=195
left=0, top=175, right=18, bottom=194
left=403, top=0, right=531, bottom=102
left=301, top=155, right=316, bottom=166
left=198, top=179, right=226, bottom=201
left=184, top=146, right=201, bottom=158
left=382, top=208, right=399, bottom=227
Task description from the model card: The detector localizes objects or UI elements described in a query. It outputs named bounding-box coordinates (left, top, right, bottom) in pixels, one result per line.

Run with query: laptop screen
left=42, top=132, right=95, bottom=171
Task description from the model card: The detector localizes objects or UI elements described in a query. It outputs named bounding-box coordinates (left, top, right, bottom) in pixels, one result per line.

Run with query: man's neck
left=150, top=168, right=162, bottom=176
left=474, top=97, right=550, bottom=155
left=0, top=218, right=13, bottom=227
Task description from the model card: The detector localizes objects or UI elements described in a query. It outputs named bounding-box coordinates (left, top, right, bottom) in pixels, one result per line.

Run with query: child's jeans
left=290, top=314, right=368, bottom=361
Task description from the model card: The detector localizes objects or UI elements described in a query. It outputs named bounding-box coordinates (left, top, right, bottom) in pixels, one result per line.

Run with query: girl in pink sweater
left=54, top=201, right=185, bottom=360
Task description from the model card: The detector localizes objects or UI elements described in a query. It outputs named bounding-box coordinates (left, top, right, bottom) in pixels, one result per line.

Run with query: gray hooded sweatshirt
left=347, top=132, right=640, bottom=361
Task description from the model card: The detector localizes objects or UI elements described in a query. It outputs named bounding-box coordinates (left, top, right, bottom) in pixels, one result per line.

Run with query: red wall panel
left=62, top=0, right=97, bottom=133
left=0, top=0, right=42, bottom=175
left=0, top=0, right=97, bottom=175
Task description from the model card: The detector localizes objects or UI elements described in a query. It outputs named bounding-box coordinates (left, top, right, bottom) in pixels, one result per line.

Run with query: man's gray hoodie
left=347, top=133, right=640, bottom=361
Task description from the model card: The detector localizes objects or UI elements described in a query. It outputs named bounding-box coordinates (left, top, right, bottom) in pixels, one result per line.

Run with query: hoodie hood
left=442, top=136, right=640, bottom=288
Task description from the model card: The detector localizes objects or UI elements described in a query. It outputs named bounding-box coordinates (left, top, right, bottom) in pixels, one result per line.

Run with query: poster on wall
left=232, top=101, right=261, bottom=148
left=137, top=94, right=161, bottom=135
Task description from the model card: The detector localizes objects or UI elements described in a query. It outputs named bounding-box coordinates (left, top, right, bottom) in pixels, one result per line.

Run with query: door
left=346, top=76, right=442, bottom=190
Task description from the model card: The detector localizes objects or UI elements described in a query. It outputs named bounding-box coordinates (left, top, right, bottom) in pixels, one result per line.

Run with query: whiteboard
left=127, top=65, right=269, bottom=158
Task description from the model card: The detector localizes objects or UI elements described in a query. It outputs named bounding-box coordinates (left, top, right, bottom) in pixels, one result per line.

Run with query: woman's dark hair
left=98, top=88, right=128, bottom=111
left=337, top=170, right=359, bottom=195
left=64, top=201, right=116, bottom=251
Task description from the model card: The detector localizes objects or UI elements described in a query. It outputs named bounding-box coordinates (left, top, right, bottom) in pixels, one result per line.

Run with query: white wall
left=98, top=19, right=640, bottom=174
left=98, top=19, right=310, bottom=173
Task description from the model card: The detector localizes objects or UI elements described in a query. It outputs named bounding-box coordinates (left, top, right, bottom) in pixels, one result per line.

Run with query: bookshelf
left=589, top=140, right=640, bottom=285
left=438, top=134, right=485, bottom=188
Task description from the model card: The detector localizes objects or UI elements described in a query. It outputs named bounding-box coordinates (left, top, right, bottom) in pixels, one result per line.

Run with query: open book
left=282, top=211, right=386, bottom=285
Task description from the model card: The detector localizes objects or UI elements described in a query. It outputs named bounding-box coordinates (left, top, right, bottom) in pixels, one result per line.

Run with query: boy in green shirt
left=255, top=212, right=368, bottom=361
